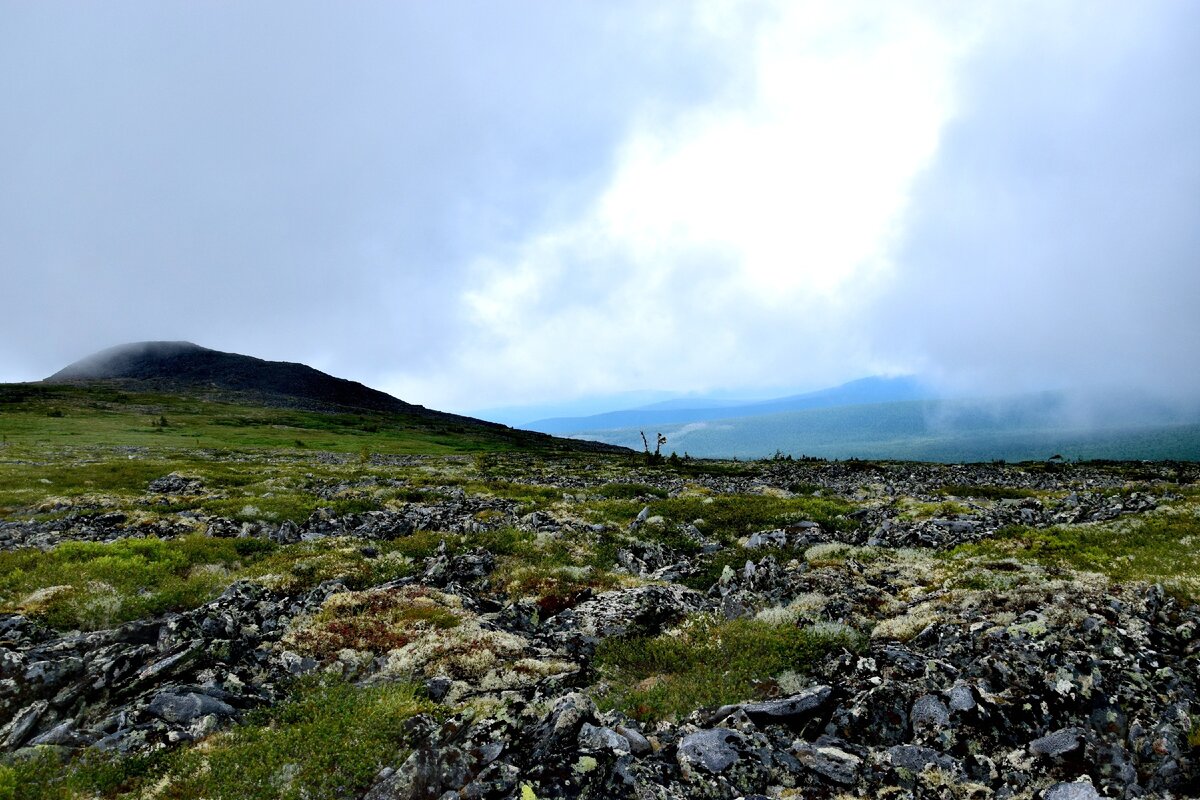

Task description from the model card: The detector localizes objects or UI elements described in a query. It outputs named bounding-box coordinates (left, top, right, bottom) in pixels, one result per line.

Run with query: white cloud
left=393, top=1, right=974, bottom=411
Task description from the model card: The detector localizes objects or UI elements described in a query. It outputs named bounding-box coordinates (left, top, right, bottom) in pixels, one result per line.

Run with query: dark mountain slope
left=44, top=341, right=627, bottom=452
left=46, top=341, right=454, bottom=417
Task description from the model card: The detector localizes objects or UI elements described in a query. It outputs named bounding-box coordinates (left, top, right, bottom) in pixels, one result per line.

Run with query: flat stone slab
left=742, top=685, right=833, bottom=724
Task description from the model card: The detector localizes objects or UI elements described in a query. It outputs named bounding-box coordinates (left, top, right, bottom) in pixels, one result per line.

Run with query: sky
left=2, top=1, right=1197, bottom=416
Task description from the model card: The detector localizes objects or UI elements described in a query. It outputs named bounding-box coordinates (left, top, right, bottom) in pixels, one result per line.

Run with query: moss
left=804, top=542, right=853, bottom=565
left=595, top=614, right=864, bottom=722
left=754, top=593, right=828, bottom=625
left=898, top=499, right=973, bottom=521
left=0, top=535, right=273, bottom=630
left=938, top=484, right=1039, bottom=501
left=288, top=586, right=462, bottom=659
left=0, top=744, right=177, bottom=800
left=946, top=507, right=1200, bottom=602
left=679, top=544, right=811, bottom=591
left=155, top=678, right=432, bottom=800
left=0, top=749, right=65, bottom=800
left=244, top=538, right=415, bottom=592
left=647, top=494, right=856, bottom=542
left=597, top=483, right=669, bottom=500
left=498, top=563, right=625, bottom=615
left=871, top=607, right=941, bottom=642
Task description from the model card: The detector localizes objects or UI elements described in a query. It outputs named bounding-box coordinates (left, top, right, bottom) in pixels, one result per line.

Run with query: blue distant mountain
left=526, top=376, right=934, bottom=435
left=561, top=391, right=1200, bottom=462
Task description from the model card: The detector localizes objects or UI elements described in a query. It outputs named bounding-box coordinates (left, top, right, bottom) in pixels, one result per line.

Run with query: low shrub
left=0, top=535, right=269, bottom=630
left=595, top=614, right=864, bottom=722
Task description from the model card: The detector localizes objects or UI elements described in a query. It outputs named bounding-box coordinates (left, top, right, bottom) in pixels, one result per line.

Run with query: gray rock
left=136, top=645, right=201, bottom=683
left=365, top=745, right=450, bottom=800
left=148, top=473, right=203, bottom=494
left=279, top=650, right=319, bottom=676
left=148, top=691, right=235, bottom=724
left=424, top=676, right=452, bottom=702
left=615, top=724, right=651, bottom=755
left=793, top=736, right=862, bottom=785
left=910, top=694, right=950, bottom=731
left=1, top=700, right=49, bottom=748
left=888, top=744, right=960, bottom=773
left=544, top=584, right=704, bottom=640
left=23, top=657, right=84, bottom=689
left=1042, top=781, right=1102, bottom=800
left=29, top=719, right=90, bottom=747
left=947, top=682, right=976, bottom=712
left=742, top=685, right=833, bottom=724
left=1030, top=727, right=1084, bottom=758
left=677, top=728, right=744, bottom=774
left=531, top=693, right=596, bottom=762
left=578, top=723, right=630, bottom=756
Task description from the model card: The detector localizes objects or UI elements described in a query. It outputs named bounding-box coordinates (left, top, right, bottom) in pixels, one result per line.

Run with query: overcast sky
left=2, top=1, right=1197, bottom=414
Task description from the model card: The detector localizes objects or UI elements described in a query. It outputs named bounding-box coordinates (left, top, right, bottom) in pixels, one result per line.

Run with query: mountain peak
left=47, top=341, right=210, bottom=381
left=45, top=341, right=438, bottom=418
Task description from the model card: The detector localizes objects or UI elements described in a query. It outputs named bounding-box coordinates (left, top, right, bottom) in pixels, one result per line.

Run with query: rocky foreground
left=1, top=454, right=1198, bottom=799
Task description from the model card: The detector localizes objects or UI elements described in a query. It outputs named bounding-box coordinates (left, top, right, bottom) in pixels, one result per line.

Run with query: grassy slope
left=0, top=383, right=600, bottom=456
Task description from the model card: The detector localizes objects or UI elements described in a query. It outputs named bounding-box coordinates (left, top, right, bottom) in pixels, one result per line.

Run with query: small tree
left=640, top=431, right=668, bottom=465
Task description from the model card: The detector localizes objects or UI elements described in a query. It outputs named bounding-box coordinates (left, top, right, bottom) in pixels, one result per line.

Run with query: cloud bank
left=1, top=2, right=1196, bottom=415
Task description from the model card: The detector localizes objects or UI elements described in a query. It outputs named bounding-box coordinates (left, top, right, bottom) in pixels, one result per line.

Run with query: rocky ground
left=1, top=452, right=1198, bottom=799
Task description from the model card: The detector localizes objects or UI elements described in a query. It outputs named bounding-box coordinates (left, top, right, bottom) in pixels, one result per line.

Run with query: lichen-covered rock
left=2, top=455, right=1197, bottom=799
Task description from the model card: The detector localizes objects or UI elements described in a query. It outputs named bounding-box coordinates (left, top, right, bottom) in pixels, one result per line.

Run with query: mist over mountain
left=542, top=380, right=1200, bottom=462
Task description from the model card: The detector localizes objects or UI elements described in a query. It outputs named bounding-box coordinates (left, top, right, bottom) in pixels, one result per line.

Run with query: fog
left=875, top=3, right=1200, bottom=402
left=1, top=2, right=1196, bottom=417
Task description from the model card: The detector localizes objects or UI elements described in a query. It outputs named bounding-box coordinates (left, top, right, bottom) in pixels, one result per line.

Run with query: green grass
left=938, top=484, right=1039, bottom=501
left=241, top=537, right=418, bottom=593
left=0, top=533, right=430, bottom=630
left=387, top=525, right=626, bottom=613
left=159, top=679, right=431, bottom=800
left=0, top=536, right=274, bottom=630
left=197, top=494, right=383, bottom=524
left=646, top=493, right=856, bottom=543
left=596, top=483, right=669, bottom=500
left=0, top=383, right=596, bottom=460
left=946, top=509, right=1200, bottom=601
left=0, top=746, right=175, bottom=800
left=0, top=678, right=433, bottom=800
left=595, top=615, right=864, bottom=722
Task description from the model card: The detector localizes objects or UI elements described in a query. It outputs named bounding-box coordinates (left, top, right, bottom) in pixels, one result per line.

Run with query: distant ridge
left=45, top=342, right=517, bottom=433
left=527, top=375, right=934, bottom=435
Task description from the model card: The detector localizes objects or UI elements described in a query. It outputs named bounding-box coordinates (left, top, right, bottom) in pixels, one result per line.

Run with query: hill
left=21, top=341, right=627, bottom=456
left=48, top=341, right=469, bottom=421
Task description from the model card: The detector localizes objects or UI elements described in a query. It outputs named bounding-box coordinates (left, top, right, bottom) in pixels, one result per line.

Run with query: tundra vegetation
left=0, top=384, right=1198, bottom=798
